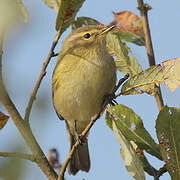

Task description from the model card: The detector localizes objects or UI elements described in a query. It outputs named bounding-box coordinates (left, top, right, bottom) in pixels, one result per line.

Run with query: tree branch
left=154, top=164, right=167, bottom=180
left=0, top=33, right=57, bottom=180
left=0, top=152, right=37, bottom=162
left=137, top=0, right=164, bottom=111
left=58, top=74, right=129, bottom=180
left=24, top=28, right=62, bottom=122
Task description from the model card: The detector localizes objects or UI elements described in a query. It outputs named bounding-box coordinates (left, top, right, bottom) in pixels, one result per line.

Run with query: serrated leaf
left=43, top=0, right=60, bottom=12
left=106, top=32, right=142, bottom=77
left=108, top=11, right=145, bottom=46
left=112, top=121, right=145, bottom=180
left=156, top=106, right=180, bottom=179
left=17, top=0, right=28, bottom=24
left=121, top=58, right=180, bottom=95
left=106, top=104, right=162, bottom=160
left=71, top=16, right=100, bottom=29
left=55, top=0, right=85, bottom=33
left=0, top=111, right=9, bottom=130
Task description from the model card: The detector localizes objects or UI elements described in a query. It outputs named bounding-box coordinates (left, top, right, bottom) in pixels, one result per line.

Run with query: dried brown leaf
left=109, top=11, right=143, bottom=34
left=0, top=111, right=9, bottom=130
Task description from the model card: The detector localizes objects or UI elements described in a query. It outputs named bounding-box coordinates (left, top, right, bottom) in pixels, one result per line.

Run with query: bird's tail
left=68, top=133, right=90, bottom=175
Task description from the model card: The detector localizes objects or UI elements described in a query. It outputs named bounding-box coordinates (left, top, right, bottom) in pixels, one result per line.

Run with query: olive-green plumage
left=52, top=25, right=116, bottom=175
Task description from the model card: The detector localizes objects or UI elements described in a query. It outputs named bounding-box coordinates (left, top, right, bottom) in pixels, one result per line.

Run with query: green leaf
left=106, top=104, right=162, bottom=160
left=156, top=106, right=180, bottom=179
left=55, top=0, right=85, bottom=33
left=43, top=0, right=60, bottom=12
left=71, top=16, right=99, bottom=29
left=0, top=111, right=9, bottom=130
left=106, top=32, right=142, bottom=77
left=121, top=58, right=180, bottom=95
left=115, top=31, right=145, bottom=46
left=112, top=121, right=145, bottom=180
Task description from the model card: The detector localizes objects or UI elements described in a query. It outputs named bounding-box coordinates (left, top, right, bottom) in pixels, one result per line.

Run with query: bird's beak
left=100, top=25, right=116, bottom=35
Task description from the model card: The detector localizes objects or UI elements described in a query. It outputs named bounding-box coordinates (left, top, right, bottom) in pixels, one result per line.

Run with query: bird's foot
left=104, top=93, right=118, bottom=106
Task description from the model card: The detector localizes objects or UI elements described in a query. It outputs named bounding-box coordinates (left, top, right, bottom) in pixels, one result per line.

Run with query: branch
left=154, top=164, right=167, bottom=180
left=24, top=28, right=62, bottom=122
left=58, top=74, right=129, bottom=180
left=0, top=33, right=57, bottom=180
left=137, top=0, right=164, bottom=111
left=0, top=152, right=36, bottom=162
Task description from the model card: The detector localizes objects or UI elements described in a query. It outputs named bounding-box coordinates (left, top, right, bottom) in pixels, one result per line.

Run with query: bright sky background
left=1, top=0, right=180, bottom=180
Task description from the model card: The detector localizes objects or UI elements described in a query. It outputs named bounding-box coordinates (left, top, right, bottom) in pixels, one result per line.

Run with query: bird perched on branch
left=52, top=25, right=116, bottom=175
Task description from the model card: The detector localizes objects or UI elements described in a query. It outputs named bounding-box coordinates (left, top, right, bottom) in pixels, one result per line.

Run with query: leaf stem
left=154, top=164, right=167, bottom=180
left=137, top=0, right=164, bottom=110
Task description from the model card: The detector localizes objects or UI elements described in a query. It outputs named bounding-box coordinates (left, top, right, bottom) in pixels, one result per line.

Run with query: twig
left=24, top=27, right=62, bottom=122
left=0, top=152, right=37, bottom=162
left=0, top=32, right=57, bottom=180
left=154, top=164, right=167, bottom=180
left=58, top=74, right=129, bottom=180
left=137, top=0, right=164, bottom=111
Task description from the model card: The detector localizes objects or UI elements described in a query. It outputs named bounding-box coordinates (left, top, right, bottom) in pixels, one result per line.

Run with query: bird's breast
left=53, top=51, right=116, bottom=122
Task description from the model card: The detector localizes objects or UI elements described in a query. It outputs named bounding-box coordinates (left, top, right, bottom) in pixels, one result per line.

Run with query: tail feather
left=68, top=134, right=90, bottom=175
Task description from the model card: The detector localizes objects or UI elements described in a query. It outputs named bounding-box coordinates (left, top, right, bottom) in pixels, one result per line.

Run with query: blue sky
left=1, top=0, right=180, bottom=180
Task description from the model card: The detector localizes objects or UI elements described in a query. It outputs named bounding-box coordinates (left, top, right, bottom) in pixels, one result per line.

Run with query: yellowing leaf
left=43, top=0, right=60, bottom=12
left=18, top=0, right=28, bottom=24
left=112, top=121, right=145, bottom=180
left=55, top=0, right=85, bottom=33
left=121, top=58, right=180, bottom=95
left=0, top=0, right=22, bottom=33
left=106, top=32, right=142, bottom=77
left=0, top=111, right=9, bottom=130
left=162, top=58, right=180, bottom=91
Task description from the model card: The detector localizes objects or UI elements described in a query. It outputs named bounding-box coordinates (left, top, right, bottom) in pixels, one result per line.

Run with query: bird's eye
left=83, top=33, right=91, bottom=39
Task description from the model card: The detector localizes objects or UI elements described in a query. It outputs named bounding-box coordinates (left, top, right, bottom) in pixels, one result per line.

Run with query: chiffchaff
left=52, top=25, right=116, bottom=175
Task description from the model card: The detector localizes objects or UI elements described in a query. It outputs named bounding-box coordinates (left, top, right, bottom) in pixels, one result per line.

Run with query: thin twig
left=137, top=0, right=164, bottom=111
left=0, top=33, right=57, bottom=180
left=58, top=74, right=129, bottom=180
left=0, top=152, right=37, bottom=162
left=24, top=26, right=62, bottom=122
left=154, top=164, right=167, bottom=180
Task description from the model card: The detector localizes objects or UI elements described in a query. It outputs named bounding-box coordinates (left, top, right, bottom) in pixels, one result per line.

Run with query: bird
left=52, top=25, right=117, bottom=175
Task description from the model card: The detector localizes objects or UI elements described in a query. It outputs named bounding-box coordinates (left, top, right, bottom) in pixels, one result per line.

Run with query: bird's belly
left=53, top=59, right=116, bottom=122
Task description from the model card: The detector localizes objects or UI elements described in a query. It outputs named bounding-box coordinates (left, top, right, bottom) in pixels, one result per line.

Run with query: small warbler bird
left=52, top=25, right=117, bottom=175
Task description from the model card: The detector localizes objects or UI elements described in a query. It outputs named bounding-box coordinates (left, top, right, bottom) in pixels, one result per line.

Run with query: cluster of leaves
left=1, top=0, right=180, bottom=180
